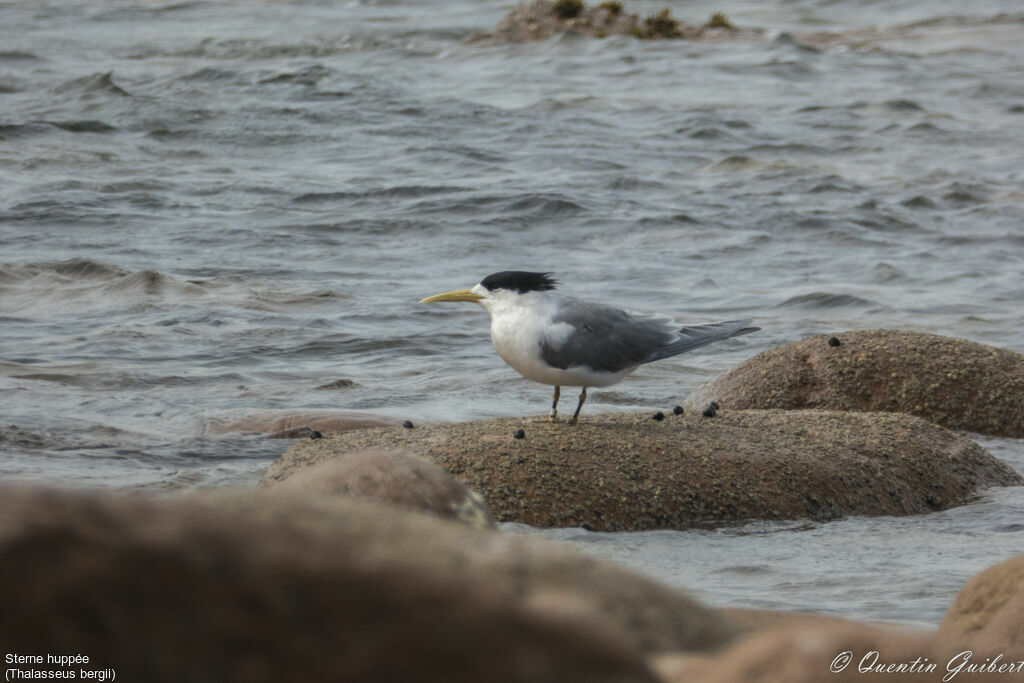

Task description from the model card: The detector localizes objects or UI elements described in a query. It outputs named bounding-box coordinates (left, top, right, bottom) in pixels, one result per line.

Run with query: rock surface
left=686, top=329, right=1024, bottom=437
left=262, top=410, right=1022, bottom=531
left=0, top=485, right=736, bottom=677
left=267, top=449, right=495, bottom=528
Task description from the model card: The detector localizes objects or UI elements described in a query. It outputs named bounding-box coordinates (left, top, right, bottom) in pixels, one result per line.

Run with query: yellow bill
left=420, top=288, right=483, bottom=304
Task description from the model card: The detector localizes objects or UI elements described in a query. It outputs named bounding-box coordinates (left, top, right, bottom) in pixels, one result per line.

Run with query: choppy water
left=2, top=0, right=1022, bottom=625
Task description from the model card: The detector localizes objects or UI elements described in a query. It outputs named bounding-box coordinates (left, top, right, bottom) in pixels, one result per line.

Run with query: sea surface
left=1, top=0, right=1022, bottom=626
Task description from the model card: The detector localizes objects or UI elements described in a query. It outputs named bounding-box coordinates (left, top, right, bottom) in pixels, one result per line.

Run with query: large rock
left=267, top=449, right=495, bottom=528
left=262, top=410, right=1022, bottom=531
left=686, top=329, right=1024, bottom=437
left=936, top=554, right=1024, bottom=660
left=0, top=486, right=736, bottom=679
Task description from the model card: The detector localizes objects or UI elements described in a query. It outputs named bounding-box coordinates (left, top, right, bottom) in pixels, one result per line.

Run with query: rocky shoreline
left=7, top=328, right=1022, bottom=680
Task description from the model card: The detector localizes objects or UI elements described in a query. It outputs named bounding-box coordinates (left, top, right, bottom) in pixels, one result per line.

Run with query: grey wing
left=644, top=319, right=759, bottom=363
left=541, top=299, right=759, bottom=373
left=539, top=299, right=680, bottom=374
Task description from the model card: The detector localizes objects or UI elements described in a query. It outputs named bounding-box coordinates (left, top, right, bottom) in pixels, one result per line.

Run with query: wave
left=0, top=258, right=345, bottom=315
left=293, top=184, right=472, bottom=204
left=774, top=292, right=882, bottom=309
left=52, top=71, right=131, bottom=97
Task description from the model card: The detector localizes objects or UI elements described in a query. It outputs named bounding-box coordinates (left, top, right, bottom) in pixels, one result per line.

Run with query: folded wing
left=540, top=298, right=758, bottom=374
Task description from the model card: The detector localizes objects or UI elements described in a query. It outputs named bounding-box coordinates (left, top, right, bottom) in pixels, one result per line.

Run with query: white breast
left=482, top=291, right=632, bottom=388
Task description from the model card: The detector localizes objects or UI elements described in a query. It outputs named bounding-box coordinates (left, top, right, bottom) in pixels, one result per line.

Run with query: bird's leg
left=548, top=386, right=560, bottom=422
left=567, top=387, right=587, bottom=425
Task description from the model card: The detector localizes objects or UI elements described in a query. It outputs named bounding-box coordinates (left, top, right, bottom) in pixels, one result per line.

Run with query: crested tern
left=421, top=271, right=759, bottom=423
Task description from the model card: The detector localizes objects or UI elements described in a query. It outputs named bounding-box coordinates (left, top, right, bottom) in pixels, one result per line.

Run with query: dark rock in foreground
left=0, top=486, right=735, bottom=679
left=687, top=329, right=1024, bottom=437
left=3, top=484, right=1021, bottom=682
left=263, top=410, right=1022, bottom=531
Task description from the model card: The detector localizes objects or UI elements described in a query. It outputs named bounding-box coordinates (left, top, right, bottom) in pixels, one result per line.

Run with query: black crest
left=480, top=271, right=558, bottom=294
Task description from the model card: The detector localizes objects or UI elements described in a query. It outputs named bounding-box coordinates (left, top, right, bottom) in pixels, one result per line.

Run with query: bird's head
left=420, top=271, right=558, bottom=312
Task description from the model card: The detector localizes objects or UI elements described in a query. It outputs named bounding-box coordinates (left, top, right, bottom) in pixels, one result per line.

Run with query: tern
left=421, top=271, right=759, bottom=424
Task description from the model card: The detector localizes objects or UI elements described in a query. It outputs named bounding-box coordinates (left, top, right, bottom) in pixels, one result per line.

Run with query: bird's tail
left=646, top=319, right=759, bottom=363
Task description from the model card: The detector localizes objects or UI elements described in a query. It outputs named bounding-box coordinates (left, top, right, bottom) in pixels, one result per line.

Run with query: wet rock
left=0, top=486, right=736, bottom=673
left=936, top=554, right=1024, bottom=659
left=208, top=410, right=400, bottom=435
left=267, top=449, right=496, bottom=529
left=476, top=0, right=739, bottom=43
left=262, top=410, right=1022, bottom=531
left=687, top=329, right=1024, bottom=437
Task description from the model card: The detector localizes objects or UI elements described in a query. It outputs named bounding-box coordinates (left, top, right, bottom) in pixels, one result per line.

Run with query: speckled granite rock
left=685, top=329, right=1024, bottom=437
left=262, top=410, right=1022, bottom=531
left=267, top=449, right=495, bottom=528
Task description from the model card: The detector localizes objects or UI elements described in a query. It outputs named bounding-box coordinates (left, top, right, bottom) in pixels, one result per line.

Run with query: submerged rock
left=686, top=329, right=1024, bottom=437
left=476, top=0, right=739, bottom=42
left=267, top=449, right=496, bottom=528
left=207, top=410, right=400, bottom=436
left=0, top=486, right=735, bottom=678
left=262, top=410, right=1022, bottom=531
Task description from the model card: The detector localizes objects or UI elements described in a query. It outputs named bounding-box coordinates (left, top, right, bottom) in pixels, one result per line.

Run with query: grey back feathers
left=540, top=298, right=758, bottom=374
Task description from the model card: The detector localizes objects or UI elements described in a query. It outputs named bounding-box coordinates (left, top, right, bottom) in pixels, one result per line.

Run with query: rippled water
left=2, top=0, right=1023, bottom=624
